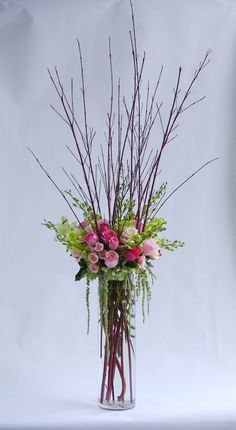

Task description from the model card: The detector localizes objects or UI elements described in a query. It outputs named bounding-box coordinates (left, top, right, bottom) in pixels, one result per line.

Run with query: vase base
left=98, top=400, right=135, bottom=411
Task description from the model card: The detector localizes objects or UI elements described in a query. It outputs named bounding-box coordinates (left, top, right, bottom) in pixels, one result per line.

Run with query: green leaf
left=146, top=261, right=153, bottom=268
left=75, top=267, right=86, bottom=282
left=126, top=261, right=138, bottom=269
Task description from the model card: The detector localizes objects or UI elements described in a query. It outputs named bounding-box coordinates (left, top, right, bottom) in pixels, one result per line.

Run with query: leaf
left=79, top=258, right=87, bottom=269
left=126, top=261, right=138, bottom=269
left=146, top=261, right=153, bottom=268
left=75, top=267, right=86, bottom=281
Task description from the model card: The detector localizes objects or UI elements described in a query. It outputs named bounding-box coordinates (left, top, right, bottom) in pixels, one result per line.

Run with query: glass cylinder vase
left=98, top=274, right=135, bottom=410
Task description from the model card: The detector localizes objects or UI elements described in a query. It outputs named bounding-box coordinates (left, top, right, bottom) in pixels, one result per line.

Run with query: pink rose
left=70, top=249, right=82, bottom=261
left=88, top=252, right=99, bottom=263
left=109, top=236, right=119, bottom=250
left=105, top=250, right=119, bottom=268
left=142, top=239, right=161, bottom=259
left=99, top=250, right=107, bottom=260
left=102, top=229, right=117, bottom=244
left=88, top=263, right=99, bottom=273
left=137, top=255, right=146, bottom=267
left=124, top=246, right=141, bottom=261
left=97, top=219, right=110, bottom=233
left=95, top=242, right=104, bottom=252
left=83, top=231, right=99, bottom=246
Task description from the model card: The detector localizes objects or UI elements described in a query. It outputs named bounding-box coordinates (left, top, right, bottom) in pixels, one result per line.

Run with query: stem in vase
left=105, top=310, right=115, bottom=402
left=106, top=311, right=122, bottom=401
left=128, top=336, right=133, bottom=403
left=100, top=346, right=107, bottom=404
left=119, top=312, right=126, bottom=401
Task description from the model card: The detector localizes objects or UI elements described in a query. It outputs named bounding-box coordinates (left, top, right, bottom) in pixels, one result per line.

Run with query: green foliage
left=142, top=217, right=167, bottom=239
left=136, top=267, right=154, bottom=322
left=44, top=216, right=87, bottom=254
left=142, top=182, right=167, bottom=221
left=120, top=197, right=135, bottom=220
left=116, top=196, right=136, bottom=233
left=157, top=237, right=185, bottom=251
left=113, top=169, right=136, bottom=230
left=75, top=259, right=87, bottom=281
left=64, top=190, right=101, bottom=227
left=86, top=281, right=90, bottom=335
left=101, top=266, right=135, bottom=281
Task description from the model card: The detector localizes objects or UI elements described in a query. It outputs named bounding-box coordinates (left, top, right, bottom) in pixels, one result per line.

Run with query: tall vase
left=98, top=274, right=135, bottom=410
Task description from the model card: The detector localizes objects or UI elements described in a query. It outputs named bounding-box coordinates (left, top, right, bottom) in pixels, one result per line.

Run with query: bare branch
left=154, top=157, right=218, bottom=214
left=50, top=105, right=70, bottom=125
left=27, top=147, right=81, bottom=225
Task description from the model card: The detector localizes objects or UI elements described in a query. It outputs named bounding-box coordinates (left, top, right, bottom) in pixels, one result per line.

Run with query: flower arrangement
left=29, top=1, right=216, bottom=409
left=45, top=204, right=183, bottom=313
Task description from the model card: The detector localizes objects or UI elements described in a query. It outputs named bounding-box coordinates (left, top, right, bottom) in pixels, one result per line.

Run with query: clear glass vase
left=98, top=274, right=135, bottom=410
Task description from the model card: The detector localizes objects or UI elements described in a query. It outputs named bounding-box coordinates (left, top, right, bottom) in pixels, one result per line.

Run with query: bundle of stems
left=28, top=1, right=217, bottom=233
left=99, top=279, right=135, bottom=405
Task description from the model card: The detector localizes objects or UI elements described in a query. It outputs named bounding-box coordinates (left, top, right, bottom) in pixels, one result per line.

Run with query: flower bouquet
left=29, top=1, right=216, bottom=410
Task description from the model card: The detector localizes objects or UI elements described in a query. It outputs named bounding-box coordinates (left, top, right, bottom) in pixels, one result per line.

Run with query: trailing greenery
left=86, top=281, right=90, bottom=335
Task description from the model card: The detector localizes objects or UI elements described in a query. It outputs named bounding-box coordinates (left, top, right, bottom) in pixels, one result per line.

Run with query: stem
left=99, top=279, right=135, bottom=405
left=106, top=311, right=122, bottom=401
left=154, top=157, right=218, bottom=214
left=100, top=343, right=108, bottom=404
left=77, top=41, right=102, bottom=215
left=27, top=147, right=82, bottom=226
left=116, top=356, right=127, bottom=402
left=120, top=313, right=126, bottom=401
left=100, top=318, right=103, bottom=359
left=127, top=337, right=133, bottom=403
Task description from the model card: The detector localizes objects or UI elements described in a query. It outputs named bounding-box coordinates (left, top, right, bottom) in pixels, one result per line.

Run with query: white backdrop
left=0, top=0, right=236, bottom=428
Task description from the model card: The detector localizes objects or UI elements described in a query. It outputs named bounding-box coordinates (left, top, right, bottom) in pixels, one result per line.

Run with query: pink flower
left=105, top=250, right=119, bottom=268
left=142, top=238, right=161, bottom=259
left=137, top=255, right=146, bottom=267
left=109, top=236, right=119, bottom=250
left=88, top=252, right=99, bottom=263
left=83, top=231, right=99, bottom=246
left=78, top=220, right=92, bottom=231
left=95, top=242, right=104, bottom=252
left=124, top=246, right=141, bottom=261
left=102, top=229, right=117, bottom=244
left=88, top=263, right=99, bottom=273
left=70, top=249, right=82, bottom=261
left=99, top=250, right=107, bottom=260
left=97, top=219, right=110, bottom=233
left=79, top=220, right=89, bottom=229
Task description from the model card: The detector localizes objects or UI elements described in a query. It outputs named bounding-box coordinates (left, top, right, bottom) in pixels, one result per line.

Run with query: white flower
left=70, top=249, right=82, bottom=261
left=120, top=226, right=138, bottom=244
